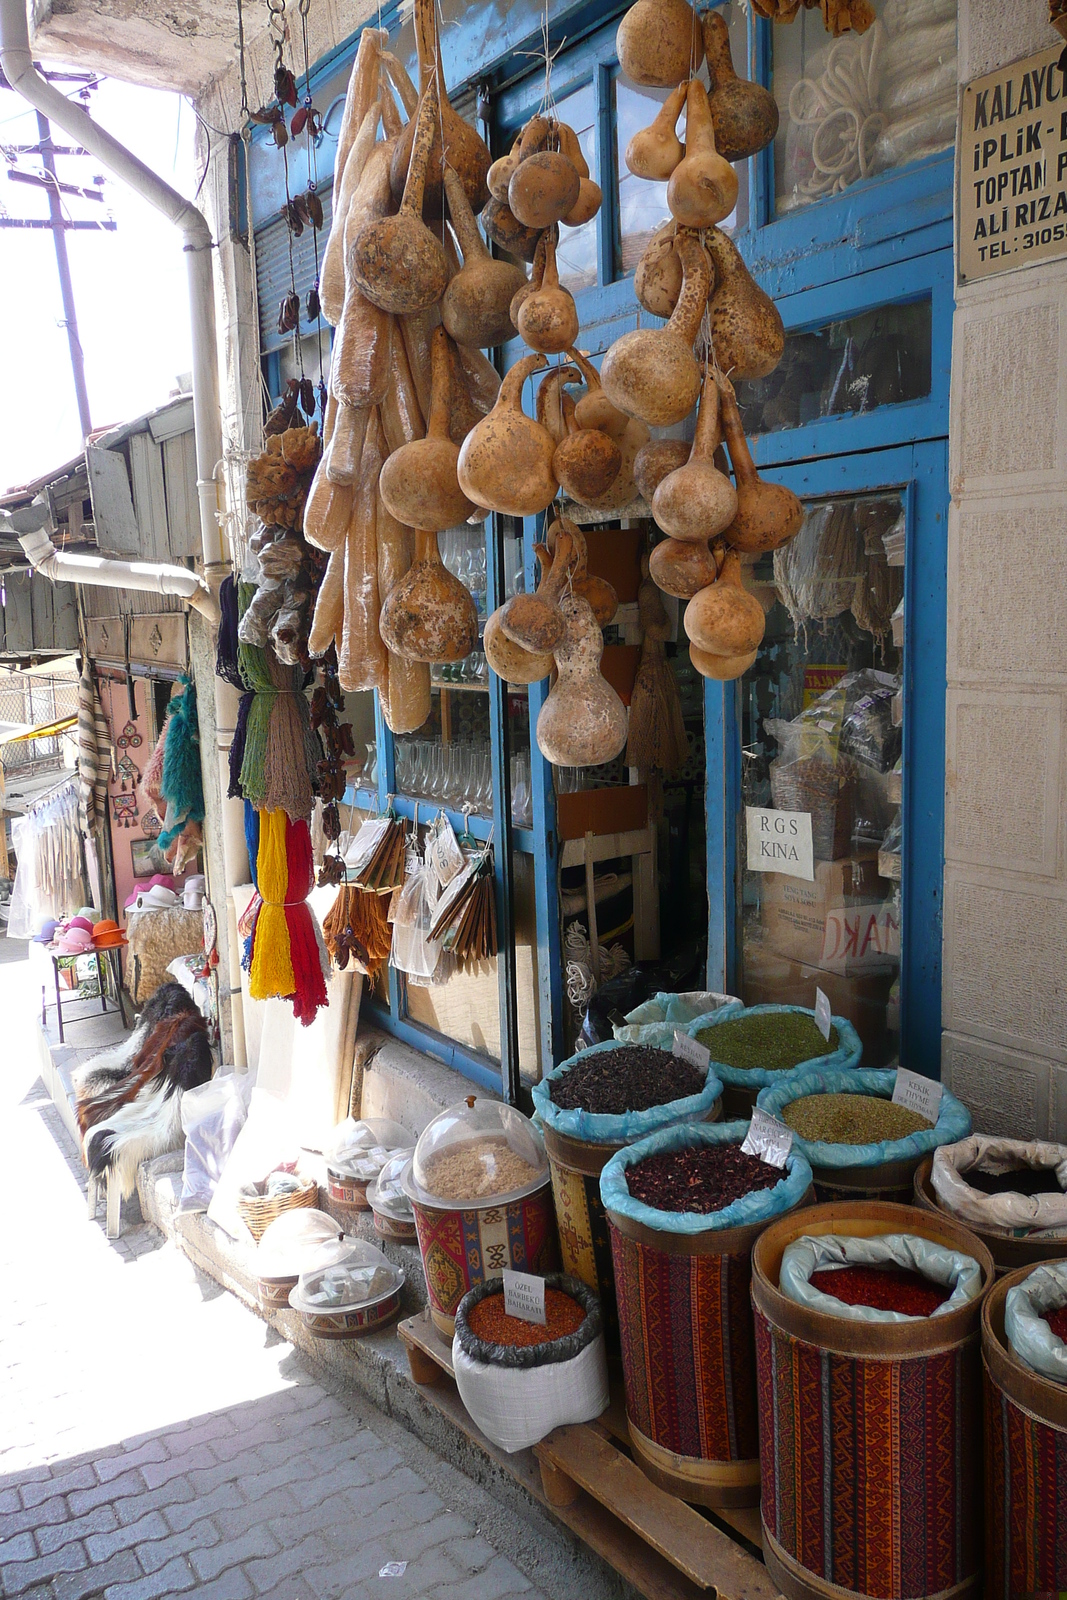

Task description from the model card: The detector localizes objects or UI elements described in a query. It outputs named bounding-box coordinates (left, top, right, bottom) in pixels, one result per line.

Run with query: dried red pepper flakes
left=809, top=1264, right=950, bottom=1317
left=1045, top=1304, right=1067, bottom=1342
left=468, top=1288, right=584, bottom=1348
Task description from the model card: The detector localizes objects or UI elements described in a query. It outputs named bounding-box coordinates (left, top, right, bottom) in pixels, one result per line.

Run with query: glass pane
left=738, top=491, right=905, bottom=1065
left=614, top=76, right=672, bottom=277
left=554, top=82, right=599, bottom=292
left=773, top=0, right=957, bottom=214
left=734, top=298, right=931, bottom=436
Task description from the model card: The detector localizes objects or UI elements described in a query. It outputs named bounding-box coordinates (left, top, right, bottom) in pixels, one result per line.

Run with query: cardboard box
left=742, top=941, right=896, bottom=1065
left=556, top=784, right=648, bottom=841
left=759, top=852, right=884, bottom=966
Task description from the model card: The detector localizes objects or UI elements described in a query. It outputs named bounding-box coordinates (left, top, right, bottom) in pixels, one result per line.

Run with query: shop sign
left=959, top=44, right=1067, bottom=282
left=745, top=806, right=814, bottom=882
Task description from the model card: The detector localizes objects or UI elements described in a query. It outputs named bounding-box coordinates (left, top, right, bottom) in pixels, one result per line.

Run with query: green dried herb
left=696, top=1011, right=838, bottom=1073
left=782, top=1092, right=931, bottom=1145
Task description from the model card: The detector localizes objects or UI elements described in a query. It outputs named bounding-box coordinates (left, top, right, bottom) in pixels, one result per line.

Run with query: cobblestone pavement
left=0, top=957, right=556, bottom=1600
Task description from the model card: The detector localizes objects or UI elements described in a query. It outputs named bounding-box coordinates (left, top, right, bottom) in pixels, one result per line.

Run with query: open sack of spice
left=532, top=1038, right=723, bottom=1146
left=757, top=1066, right=971, bottom=1169
left=779, top=1232, right=983, bottom=1324
left=684, top=1002, right=862, bottom=1093
left=612, top=988, right=740, bottom=1045
left=451, top=1274, right=609, bottom=1454
left=1004, top=1263, right=1067, bottom=1384
left=931, top=1136, right=1067, bottom=1238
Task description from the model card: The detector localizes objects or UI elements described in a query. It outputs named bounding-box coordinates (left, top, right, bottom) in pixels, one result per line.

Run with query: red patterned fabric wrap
left=610, top=1224, right=759, bottom=1463
left=411, top=1188, right=559, bottom=1323
left=754, top=1309, right=981, bottom=1599
left=984, top=1370, right=1067, bottom=1596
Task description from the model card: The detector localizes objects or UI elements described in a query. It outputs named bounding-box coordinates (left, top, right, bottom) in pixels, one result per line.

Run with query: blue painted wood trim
left=523, top=511, right=564, bottom=1074
left=487, top=510, right=520, bottom=1102
left=344, top=788, right=533, bottom=850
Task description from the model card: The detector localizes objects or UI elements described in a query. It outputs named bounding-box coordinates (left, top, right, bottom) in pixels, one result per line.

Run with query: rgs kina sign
left=745, top=807, right=814, bottom=883
left=959, top=44, right=1067, bottom=282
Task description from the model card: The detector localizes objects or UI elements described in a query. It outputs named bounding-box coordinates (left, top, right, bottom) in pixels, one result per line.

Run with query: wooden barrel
left=751, top=1200, right=994, bottom=1600
left=982, top=1266, right=1067, bottom=1597
left=915, top=1153, right=1067, bottom=1277
left=543, top=1099, right=721, bottom=1351
left=811, top=1151, right=920, bottom=1205
left=607, top=1177, right=813, bottom=1510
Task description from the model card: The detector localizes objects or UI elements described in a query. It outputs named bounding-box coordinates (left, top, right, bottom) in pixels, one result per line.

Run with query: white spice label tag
left=427, top=816, right=464, bottom=888
left=742, top=1107, right=794, bottom=1170
left=502, top=1268, right=546, bottom=1325
left=891, top=1068, right=942, bottom=1125
left=814, top=988, right=833, bottom=1042
left=672, top=1030, right=711, bottom=1072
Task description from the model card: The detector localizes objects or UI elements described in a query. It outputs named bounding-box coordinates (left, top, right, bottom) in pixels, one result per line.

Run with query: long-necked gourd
left=633, top=437, right=690, bottom=503
left=553, top=390, right=622, bottom=504
left=389, top=0, right=490, bottom=215
left=516, top=230, right=580, bottom=354
left=550, top=517, right=618, bottom=627
left=667, top=79, right=738, bottom=230
left=509, top=120, right=581, bottom=230
left=499, top=526, right=574, bottom=653
left=600, top=230, right=709, bottom=426
left=689, top=641, right=758, bottom=681
left=536, top=592, right=627, bottom=768
left=684, top=548, right=765, bottom=657
left=457, top=352, right=558, bottom=515
left=616, top=0, right=704, bottom=88
left=651, top=366, right=737, bottom=542
left=625, top=82, right=687, bottom=181
left=579, top=412, right=650, bottom=511
left=379, top=525, right=478, bottom=663
left=483, top=545, right=556, bottom=683
left=718, top=372, right=803, bottom=552
left=482, top=194, right=543, bottom=262
left=441, top=165, right=527, bottom=349
left=557, top=122, right=602, bottom=225
left=351, top=78, right=449, bottom=315
left=649, top=532, right=722, bottom=598
left=703, top=9, right=779, bottom=163
left=706, top=227, right=784, bottom=381
left=568, top=348, right=630, bottom=439
left=379, top=327, right=477, bottom=532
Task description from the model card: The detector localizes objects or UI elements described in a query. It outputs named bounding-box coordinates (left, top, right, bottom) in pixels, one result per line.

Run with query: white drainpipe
left=14, top=517, right=221, bottom=624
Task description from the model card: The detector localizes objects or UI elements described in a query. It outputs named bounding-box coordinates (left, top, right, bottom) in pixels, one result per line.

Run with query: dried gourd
left=457, top=352, right=558, bottom=516
left=601, top=231, right=709, bottom=427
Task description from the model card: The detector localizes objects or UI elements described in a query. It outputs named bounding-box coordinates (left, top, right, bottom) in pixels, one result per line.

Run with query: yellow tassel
left=249, top=808, right=295, bottom=999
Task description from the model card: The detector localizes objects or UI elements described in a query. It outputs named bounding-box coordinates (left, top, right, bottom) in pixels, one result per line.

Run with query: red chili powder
left=1045, top=1305, right=1067, bottom=1342
left=468, top=1288, right=585, bottom=1347
left=809, top=1265, right=951, bottom=1316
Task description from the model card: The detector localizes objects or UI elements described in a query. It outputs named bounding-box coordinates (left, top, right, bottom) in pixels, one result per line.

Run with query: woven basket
left=237, top=1177, right=318, bottom=1242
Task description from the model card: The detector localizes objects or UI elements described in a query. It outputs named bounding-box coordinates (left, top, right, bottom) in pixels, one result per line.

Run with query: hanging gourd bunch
left=596, top=0, right=806, bottom=681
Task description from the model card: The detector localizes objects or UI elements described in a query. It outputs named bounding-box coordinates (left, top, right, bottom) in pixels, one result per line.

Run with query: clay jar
left=441, top=166, right=527, bottom=349
left=616, top=0, right=704, bottom=88
left=457, top=352, right=559, bottom=516
left=718, top=373, right=803, bottom=553
left=351, top=79, right=449, bottom=315
left=667, top=79, right=738, bottom=231
left=684, top=549, right=765, bottom=658
left=600, top=231, right=710, bottom=427
left=651, top=369, right=738, bottom=543
left=379, top=327, right=477, bottom=533
left=703, top=10, right=779, bottom=163
left=537, top=592, right=628, bottom=768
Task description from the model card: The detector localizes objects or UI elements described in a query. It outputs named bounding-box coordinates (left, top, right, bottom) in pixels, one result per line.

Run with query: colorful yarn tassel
left=247, top=807, right=329, bottom=1026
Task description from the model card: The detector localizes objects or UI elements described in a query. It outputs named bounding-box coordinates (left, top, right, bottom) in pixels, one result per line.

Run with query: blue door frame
left=704, top=440, right=949, bottom=1078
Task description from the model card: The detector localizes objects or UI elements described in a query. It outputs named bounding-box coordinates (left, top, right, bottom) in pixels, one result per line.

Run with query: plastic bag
left=931, top=1137, right=1067, bottom=1237
left=577, top=941, right=708, bottom=1047
left=180, top=1073, right=251, bottom=1212
left=780, top=1232, right=983, bottom=1324
left=452, top=1276, right=608, bottom=1452
left=1005, top=1263, right=1067, bottom=1383
left=685, top=1003, right=862, bottom=1093
left=600, top=1120, right=813, bottom=1236
left=612, top=991, right=741, bottom=1046
left=531, top=1038, right=724, bottom=1147
left=756, top=1067, right=972, bottom=1170
left=324, top=1116, right=411, bottom=1180
left=765, top=669, right=900, bottom=775
left=390, top=864, right=445, bottom=982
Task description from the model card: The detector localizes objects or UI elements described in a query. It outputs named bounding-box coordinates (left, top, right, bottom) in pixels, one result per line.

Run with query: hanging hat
left=92, top=919, right=127, bottom=949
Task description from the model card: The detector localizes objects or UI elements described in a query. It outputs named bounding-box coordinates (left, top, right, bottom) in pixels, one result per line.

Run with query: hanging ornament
left=116, top=753, right=140, bottom=792
left=141, top=809, right=161, bottom=839
left=116, top=720, right=142, bottom=750
left=112, top=793, right=139, bottom=829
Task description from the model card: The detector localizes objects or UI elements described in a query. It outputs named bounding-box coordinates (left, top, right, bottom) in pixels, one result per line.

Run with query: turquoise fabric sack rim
left=684, top=1003, right=863, bottom=1090
left=599, top=1118, right=813, bottom=1235
left=531, top=1038, right=724, bottom=1146
left=755, top=1066, right=973, bottom=1170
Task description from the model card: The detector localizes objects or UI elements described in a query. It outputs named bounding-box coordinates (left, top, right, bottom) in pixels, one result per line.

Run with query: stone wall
left=943, top=0, right=1067, bottom=1136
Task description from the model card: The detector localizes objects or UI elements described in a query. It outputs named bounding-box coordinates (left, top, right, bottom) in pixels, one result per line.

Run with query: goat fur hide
left=75, top=983, right=213, bottom=1197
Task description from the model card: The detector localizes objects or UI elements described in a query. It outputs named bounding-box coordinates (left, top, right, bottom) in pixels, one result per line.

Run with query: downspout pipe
left=13, top=516, right=221, bottom=624
left=0, top=0, right=226, bottom=583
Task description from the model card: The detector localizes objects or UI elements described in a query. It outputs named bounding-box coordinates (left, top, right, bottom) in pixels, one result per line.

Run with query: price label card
left=891, top=1068, right=942, bottom=1125
left=427, top=816, right=464, bottom=889
left=742, top=1107, right=794, bottom=1170
left=814, top=987, right=833, bottom=1042
left=673, top=1030, right=711, bottom=1072
left=502, top=1268, right=546, bottom=1325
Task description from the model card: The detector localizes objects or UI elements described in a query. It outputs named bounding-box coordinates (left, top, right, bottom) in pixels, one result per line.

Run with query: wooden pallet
left=397, top=1311, right=782, bottom=1600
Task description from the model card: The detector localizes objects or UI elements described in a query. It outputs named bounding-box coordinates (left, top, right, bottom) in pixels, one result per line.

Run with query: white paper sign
left=672, top=1030, right=710, bottom=1072
left=742, top=1107, right=794, bottom=1169
left=502, top=1268, right=546, bottom=1324
left=427, top=816, right=464, bottom=889
left=892, top=1068, right=942, bottom=1126
left=814, top=988, right=833, bottom=1042
left=746, top=807, right=814, bottom=882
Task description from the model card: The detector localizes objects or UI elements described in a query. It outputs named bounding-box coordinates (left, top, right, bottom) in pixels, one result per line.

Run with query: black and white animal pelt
left=74, top=983, right=213, bottom=1198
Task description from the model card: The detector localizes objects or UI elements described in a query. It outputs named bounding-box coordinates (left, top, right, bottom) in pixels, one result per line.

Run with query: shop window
left=736, top=490, right=904, bottom=1065
left=554, top=82, right=598, bottom=293
left=772, top=0, right=956, bottom=215
left=734, top=297, right=932, bottom=435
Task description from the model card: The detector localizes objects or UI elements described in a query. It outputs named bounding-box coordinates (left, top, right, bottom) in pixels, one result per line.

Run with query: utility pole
left=35, top=110, right=92, bottom=442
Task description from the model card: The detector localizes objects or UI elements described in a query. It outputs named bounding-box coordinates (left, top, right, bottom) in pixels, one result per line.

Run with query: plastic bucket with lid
left=751, top=1200, right=993, bottom=1600
left=287, top=1239, right=405, bottom=1340
left=601, top=1121, right=814, bottom=1509
left=533, top=1039, right=723, bottom=1349
left=403, top=1097, right=559, bottom=1338
left=982, top=1264, right=1067, bottom=1597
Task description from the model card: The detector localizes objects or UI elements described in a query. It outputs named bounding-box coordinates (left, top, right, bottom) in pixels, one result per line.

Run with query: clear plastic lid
left=405, top=1097, right=548, bottom=1208
left=289, top=1239, right=404, bottom=1312
left=324, top=1116, right=414, bottom=1180
left=367, top=1149, right=416, bottom=1221
left=256, top=1208, right=347, bottom=1281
